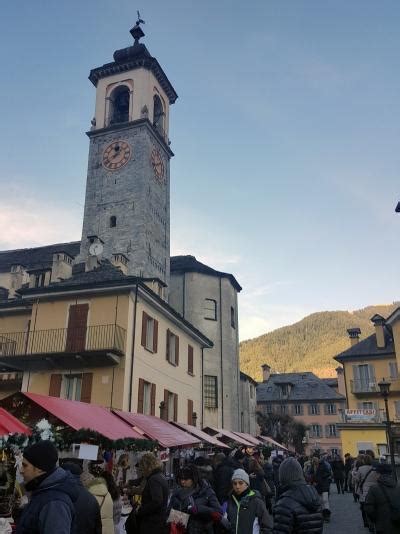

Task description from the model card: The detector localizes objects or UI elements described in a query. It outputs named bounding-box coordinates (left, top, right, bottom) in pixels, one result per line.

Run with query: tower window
left=109, top=85, right=130, bottom=125
left=110, top=216, right=117, bottom=228
left=204, top=298, right=217, bottom=321
left=153, top=94, right=164, bottom=135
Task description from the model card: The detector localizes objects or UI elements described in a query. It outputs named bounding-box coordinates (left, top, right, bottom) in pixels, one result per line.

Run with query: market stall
left=202, top=427, right=255, bottom=447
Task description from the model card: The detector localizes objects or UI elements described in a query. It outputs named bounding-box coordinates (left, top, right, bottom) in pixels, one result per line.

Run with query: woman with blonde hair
left=127, top=453, right=168, bottom=534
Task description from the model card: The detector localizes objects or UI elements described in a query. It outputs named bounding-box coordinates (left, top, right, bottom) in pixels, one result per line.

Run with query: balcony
left=350, top=378, right=400, bottom=395
left=0, top=324, right=126, bottom=371
left=339, top=409, right=387, bottom=424
left=0, top=372, right=23, bottom=390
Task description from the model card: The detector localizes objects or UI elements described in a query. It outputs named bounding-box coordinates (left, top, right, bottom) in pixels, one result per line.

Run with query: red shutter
left=175, top=335, right=179, bottom=366
left=174, top=393, right=178, bottom=422
left=141, top=312, right=148, bottom=348
left=49, top=374, right=62, bottom=397
left=151, top=383, right=156, bottom=416
left=81, top=373, right=93, bottom=403
left=188, top=399, right=193, bottom=425
left=153, top=320, right=158, bottom=353
left=166, top=330, right=170, bottom=362
left=164, top=389, right=169, bottom=420
left=188, top=345, right=193, bottom=374
left=137, top=378, right=145, bottom=413
left=66, top=304, right=89, bottom=352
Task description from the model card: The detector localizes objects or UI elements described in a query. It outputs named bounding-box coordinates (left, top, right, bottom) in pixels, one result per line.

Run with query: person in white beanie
left=273, top=457, right=323, bottom=534
left=223, top=468, right=273, bottom=533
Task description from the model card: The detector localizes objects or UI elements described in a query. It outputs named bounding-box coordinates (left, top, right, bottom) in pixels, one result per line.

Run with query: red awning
left=258, top=435, right=289, bottom=451
left=0, top=408, right=31, bottom=436
left=170, top=422, right=230, bottom=449
left=113, top=411, right=200, bottom=448
left=232, top=432, right=263, bottom=446
left=203, top=427, right=255, bottom=447
left=22, top=393, right=143, bottom=441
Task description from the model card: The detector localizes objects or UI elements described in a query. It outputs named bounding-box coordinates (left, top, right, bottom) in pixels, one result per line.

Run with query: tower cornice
left=89, top=55, right=178, bottom=104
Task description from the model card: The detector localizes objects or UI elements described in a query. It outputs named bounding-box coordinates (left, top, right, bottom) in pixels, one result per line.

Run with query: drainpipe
left=219, top=278, right=224, bottom=428
left=128, top=284, right=139, bottom=411
left=201, top=348, right=204, bottom=428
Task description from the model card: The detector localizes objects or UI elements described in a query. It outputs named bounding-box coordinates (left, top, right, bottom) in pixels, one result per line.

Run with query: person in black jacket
left=168, top=464, right=221, bottom=534
left=311, top=456, right=331, bottom=522
left=364, top=463, right=400, bottom=534
left=213, top=452, right=243, bottom=505
left=62, top=462, right=102, bottom=534
left=330, top=454, right=345, bottom=494
left=134, top=453, right=168, bottom=534
left=273, top=457, right=323, bottom=534
left=343, top=453, right=353, bottom=492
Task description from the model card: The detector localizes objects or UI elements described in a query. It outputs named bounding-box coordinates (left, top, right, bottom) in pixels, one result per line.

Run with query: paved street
left=324, top=485, right=367, bottom=534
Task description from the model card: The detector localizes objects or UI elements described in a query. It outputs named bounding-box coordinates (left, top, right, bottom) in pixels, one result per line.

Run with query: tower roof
left=89, top=22, right=178, bottom=104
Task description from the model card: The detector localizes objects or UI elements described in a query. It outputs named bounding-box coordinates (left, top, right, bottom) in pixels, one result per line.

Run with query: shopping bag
left=166, top=509, right=190, bottom=527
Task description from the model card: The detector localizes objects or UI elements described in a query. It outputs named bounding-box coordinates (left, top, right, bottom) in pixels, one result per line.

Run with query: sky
left=0, top=1, right=399, bottom=341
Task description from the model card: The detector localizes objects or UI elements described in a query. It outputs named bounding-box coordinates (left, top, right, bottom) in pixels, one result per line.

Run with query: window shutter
left=188, top=399, right=193, bottom=425
left=368, top=364, right=376, bottom=381
left=81, top=373, right=93, bottom=403
left=164, top=389, right=169, bottom=420
left=175, top=336, right=179, bottom=366
left=153, top=320, right=158, bottom=353
left=352, top=365, right=360, bottom=380
left=166, top=330, right=170, bottom=361
left=188, top=345, right=193, bottom=374
left=49, top=374, right=62, bottom=397
left=141, top=312, right=148, bottom=347
left=138, top=378, right=144, bottom=413
left=174, top=393, right=178, bottom=422
left=151, top=383, right=156, bottom=416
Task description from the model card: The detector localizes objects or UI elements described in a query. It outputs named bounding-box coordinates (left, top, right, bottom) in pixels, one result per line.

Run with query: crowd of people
left=8, top=440, right=400, bottom=534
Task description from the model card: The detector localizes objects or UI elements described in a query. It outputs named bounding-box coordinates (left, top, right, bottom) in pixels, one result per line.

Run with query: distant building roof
left=334, top=329, right=394, bottom=363
left=170, top=255, right=242, bottom=292
left=257, top=372, right=345, bottom=402
left=240, top=371, right=258, bottom=387
left=322, top=378, right=338, bottom=388
left=0, top=241, right=80, bottom=272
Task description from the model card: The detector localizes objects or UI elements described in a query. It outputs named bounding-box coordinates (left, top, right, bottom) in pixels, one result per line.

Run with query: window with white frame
left=143, top=381, right=152, bottom=415
left=327, top=424, right=337, bottom=437
left=166, top=330, right=179, bottom=365
left=294, top=404, right=302, bottom=415
left=204, top=299, right=217, bottom=321
left=310, top=404, right=320, bottom=415
left=326, top=403, right=336, bottom=415
left=310, top=424, right=321, bottom=438
left=141, top=312, right=158, bottom=353
left=61, top=374, right=82, bottom=401
left=389, top=361, right=399, bottom=379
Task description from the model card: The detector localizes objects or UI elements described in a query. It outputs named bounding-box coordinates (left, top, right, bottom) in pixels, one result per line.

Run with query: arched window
left=109, top=86, right=130, bottom=125
left=153, top=94, right=164, bottom=134
left=110, top=216, right=117, bottom=228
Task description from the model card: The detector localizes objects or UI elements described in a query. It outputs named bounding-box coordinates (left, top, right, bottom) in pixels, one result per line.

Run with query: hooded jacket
left=364, top=475, right=400, bottom=534
left=226, top=488, right=273, bottom=534
left=214, top=457, right=241, bottom=504
left=168, top=479, right=221, bottom=534
left=136, top=468, right=168, bottom=534
left=87, top=477, right=114, bottom=534
left=273, top=483, right=323, bottom=534
left=68, top=472, right=102, bottom=534
left=16, top=467, right=77, bottom=534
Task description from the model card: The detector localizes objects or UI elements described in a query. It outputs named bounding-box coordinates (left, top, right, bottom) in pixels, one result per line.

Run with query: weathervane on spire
left=130, top=10, right=146, bottom=43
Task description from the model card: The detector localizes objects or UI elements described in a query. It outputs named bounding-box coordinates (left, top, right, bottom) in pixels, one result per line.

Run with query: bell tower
left=77, top=18, right=177, bottom=289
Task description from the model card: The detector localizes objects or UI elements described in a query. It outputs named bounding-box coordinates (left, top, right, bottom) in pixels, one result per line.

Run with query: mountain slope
left=240, top=304, right=398, bottom=381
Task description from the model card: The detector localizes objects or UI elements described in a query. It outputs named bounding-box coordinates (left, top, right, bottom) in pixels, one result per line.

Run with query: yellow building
left=0, top=258, right=212, bottom=427
left=334, top=310, right=400, bottom=458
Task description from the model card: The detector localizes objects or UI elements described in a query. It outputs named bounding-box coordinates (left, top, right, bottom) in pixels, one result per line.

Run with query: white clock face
left=89, top=243, right=103, bottom=256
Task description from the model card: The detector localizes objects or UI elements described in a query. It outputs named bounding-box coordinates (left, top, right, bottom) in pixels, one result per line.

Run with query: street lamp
left=378, top=378, right=397, bottom=481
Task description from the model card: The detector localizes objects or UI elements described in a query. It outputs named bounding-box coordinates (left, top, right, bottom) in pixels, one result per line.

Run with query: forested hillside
left=240, top=304, right=398, bottom=381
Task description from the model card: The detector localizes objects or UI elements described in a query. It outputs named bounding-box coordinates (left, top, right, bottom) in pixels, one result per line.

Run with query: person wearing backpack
left=364, top=463, right=400, bottom=534
left=355, top=454, right=379, bottom=529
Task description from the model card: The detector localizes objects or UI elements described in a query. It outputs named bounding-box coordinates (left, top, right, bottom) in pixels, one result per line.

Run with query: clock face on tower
left=151, top=148, right=165, bottom=182
left=102, top=140, right=132, bottom=171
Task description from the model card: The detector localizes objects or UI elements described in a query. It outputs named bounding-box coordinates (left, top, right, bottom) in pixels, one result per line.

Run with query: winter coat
left=88, top=477, right=114, bottom=534
left=168, top=480, right=221, bottom=534
left=273, top=483, right=323, bottom=534
left=136, top=468, right=168, bottom=534
left=313, top=462, right=331, bottom=494
left=68, top=473, right=102, bottom=534
left=364, top=475, right=400, bottom=534
left=330, top=460, right=345, bottom=481
left=226, top=488, right=273, bottom=534
left=213, top=458, right=241, bottom=504
left=16, top=467, right=77, bottom=534
left=355, top=465, right=379, bottom=503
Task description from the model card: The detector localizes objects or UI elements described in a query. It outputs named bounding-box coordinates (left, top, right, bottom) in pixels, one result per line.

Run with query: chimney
left=336, top=366, right=346, bottom=397
left=111, top=253, right=129, bottom=275
left=347, top=327, right=361, bottom=347
left=85, top=256, right=100, bottom=272
left=51, top=252, right=73, bottom=282
left=9, top=264, right=26, bottom=296
left=262, top=364, right=271, bottom=382
left=371, top=314, right=386, bottom=349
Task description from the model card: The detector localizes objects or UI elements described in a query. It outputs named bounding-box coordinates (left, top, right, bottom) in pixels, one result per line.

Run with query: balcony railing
left=351, top=378, right=400, bottom=394
left=339, top=409, right=387, bottom=424
left=0, top=324, right=126, bottom=358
